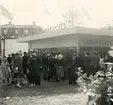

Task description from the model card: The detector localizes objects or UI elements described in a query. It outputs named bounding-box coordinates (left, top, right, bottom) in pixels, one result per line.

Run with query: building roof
left=2, top=24, right=41, bottom=28
left=17, top=26, right=113, bottom=42
left=2, top=21, right=42, bottom=29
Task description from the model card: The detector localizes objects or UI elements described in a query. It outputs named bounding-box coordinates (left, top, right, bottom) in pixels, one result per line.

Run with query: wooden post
left=77, top=36, right=80, bottom=55
left=3, top=39, right=5, bottom=57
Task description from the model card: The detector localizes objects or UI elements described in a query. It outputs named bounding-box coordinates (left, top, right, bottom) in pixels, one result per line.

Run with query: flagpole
left=0, top=4, right=13, bottom=58
left=0, top=10, right=2, bottom=58
left=0, top=4, right=4, bottom=58
left=0, top=4, right=2, bottom=58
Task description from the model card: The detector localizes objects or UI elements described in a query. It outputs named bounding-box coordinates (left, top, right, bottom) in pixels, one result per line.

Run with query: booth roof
left=17, top=26, right=113, bottom=42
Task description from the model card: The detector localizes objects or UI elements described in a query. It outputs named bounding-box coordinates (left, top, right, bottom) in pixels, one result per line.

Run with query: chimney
left=33, top=22, right=35, bottom=26
left=9, top=21, right=12, bottom=25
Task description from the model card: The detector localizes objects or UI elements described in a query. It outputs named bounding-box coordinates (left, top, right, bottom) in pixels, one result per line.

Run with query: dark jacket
left=13, top=55, right=23, bottom=73
left=22, top=55, right=29, bottom=68
left=65, top=53, right=73, bottom=66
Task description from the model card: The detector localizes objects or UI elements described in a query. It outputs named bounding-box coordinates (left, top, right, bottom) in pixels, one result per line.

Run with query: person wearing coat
left=42, top=53, right=48, bottom=80
left=88, top=52, right=99, bottom=75
left=47, top=53, right=56, bottom=81
left=22, top=52, right=29, bottom=80
left=29, top=53, right=41, bottom=87
left=65, top=51, right=74, bottom=84
left=55, top=53, right=64, bottom=81
left=12, top=52, right=23, bottom=88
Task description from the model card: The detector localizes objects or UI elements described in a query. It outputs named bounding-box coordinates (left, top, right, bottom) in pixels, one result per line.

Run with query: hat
left=31, top=53, right=36, bottom=56
left=47, top=54, right=50, bottom=56
left=16, top=52, right=19, bottom=55
left=34, top=49, right=38, bottom=52
left=108, top=50, right=113, bottom=57
left=19, top=52, right=22, bottom=55
left=58, top=54, right=63, bottom=60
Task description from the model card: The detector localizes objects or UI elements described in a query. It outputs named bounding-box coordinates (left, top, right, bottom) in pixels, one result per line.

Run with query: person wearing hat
left=55, top=52, right=64, bottom=81
left=12, top=52, right=23, bottom=88
left=22, top=52, right=29, bottom=80
left=47, top=53, right=56, bottom=81
left=29, top=52, right=41, bottom=87
left=41, top=52, right=48, bottom=80
left=65, top=50, right=74, bottom=84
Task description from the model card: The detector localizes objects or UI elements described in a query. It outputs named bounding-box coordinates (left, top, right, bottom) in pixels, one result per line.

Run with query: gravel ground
left=0, top=81, right=88, bottom=105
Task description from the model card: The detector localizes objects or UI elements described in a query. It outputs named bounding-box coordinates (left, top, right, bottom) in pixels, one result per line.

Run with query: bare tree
left=102, top=20, right=113, bottom=30
left=62, top=7, right=83, bottom=27
left=103, top=25, right=113, bottom=30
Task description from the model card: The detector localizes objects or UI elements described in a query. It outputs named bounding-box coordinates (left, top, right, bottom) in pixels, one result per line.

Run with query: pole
left=0, top=9, right=3, bottom=98
left=0, top=14, right=2, bottom=58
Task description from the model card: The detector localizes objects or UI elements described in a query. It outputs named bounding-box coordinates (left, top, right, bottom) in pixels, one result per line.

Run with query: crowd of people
left=0, top=49, right=112, bottom=89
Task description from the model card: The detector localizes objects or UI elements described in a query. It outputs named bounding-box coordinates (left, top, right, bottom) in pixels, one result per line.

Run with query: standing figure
left=42, top=53, right=48, bottom=80
left=29, top=53, right=41, bottom=87
left=55, top=52, right=64, bottom=81
left=66, top=51, right=74, bottom=84
left=72, top=53, right=78, bottom=85
left=12, top=52, right=23, bottom=88
left=7, top=54, right=12, bottom=69
left=22, top=52, right=29, bottom=80
left=47, top=53, right=56, bottom=81
left=89, top=52, right=99, bottom=75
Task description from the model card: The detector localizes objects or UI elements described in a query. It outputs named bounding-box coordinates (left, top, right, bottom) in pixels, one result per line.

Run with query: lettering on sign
left=80, top=39, right=113, bottom=46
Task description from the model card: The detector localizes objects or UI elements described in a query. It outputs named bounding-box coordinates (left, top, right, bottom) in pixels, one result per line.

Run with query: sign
left=79, top=39, right=113, bottom=47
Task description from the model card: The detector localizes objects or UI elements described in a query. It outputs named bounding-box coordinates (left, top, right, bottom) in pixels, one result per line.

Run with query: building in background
left=17, top=26, right=113, bottom=55
left=2, top=22, right=43, bottom=56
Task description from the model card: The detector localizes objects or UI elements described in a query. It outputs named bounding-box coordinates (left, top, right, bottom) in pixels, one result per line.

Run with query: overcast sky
left=1, top=0, right=113, bottom=28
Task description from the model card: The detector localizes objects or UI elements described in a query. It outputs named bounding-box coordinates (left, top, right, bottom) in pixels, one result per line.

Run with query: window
left=3, top=29, right=8, bottom=34
left=15, top=29, right=19, bottom=34
left=24, top=29, right=28, bottom=34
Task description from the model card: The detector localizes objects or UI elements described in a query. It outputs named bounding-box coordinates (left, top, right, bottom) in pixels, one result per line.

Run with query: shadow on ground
left=1, top=80, right=80, bottom=98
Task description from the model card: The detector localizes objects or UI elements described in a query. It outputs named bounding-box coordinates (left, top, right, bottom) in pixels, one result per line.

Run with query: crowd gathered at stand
left=0, top=49, right=113, bottom=88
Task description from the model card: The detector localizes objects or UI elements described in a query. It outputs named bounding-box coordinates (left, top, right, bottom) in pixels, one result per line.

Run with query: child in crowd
left=2, top=58, right=11, bottom=85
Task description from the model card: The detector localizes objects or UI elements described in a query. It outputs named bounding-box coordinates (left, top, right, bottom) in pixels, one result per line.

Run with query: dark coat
left=22, top=55, right=29, bottom=68
left=65, top=53, right=73, bottom=66
left=75, top=56, right=83, bottom=67
left=13, top=55, right=23, bottom=74
left=42, top=55, right=48, bottom=66
left=30, top=56, right=41, bottom=85
left=7, top=57, right=11, bottom=64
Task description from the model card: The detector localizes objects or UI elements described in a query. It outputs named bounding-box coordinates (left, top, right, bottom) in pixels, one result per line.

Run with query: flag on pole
left=0, top=4, right=13, bottom=20
left=44, top=5, right=51, bottom=16
left=81, top=6, right=90, bottom=20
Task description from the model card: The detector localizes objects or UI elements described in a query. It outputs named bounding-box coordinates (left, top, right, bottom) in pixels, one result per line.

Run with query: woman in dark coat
left=55, top=53, right=64, bottom=81
left=29, top=53, right=41, bottom=87
left=12, top=52, right=23, bottom=88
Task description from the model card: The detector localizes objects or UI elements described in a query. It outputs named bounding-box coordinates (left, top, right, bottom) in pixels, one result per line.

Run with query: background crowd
left=0, top=49, right=112, bottom=89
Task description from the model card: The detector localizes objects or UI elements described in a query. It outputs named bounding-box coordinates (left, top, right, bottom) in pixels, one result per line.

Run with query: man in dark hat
left=65, top=50, right=74, bottom=84
left=22, top=52, right=29, bottom=80
left=42, top=52, right=48, bottom=80
left=47, top=53, right=56, bottom=81
left=29, top=53, right=41, bottom=87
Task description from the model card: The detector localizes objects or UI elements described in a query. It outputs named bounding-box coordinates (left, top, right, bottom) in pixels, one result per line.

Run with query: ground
left=0, top=80, right=88, bottom=105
